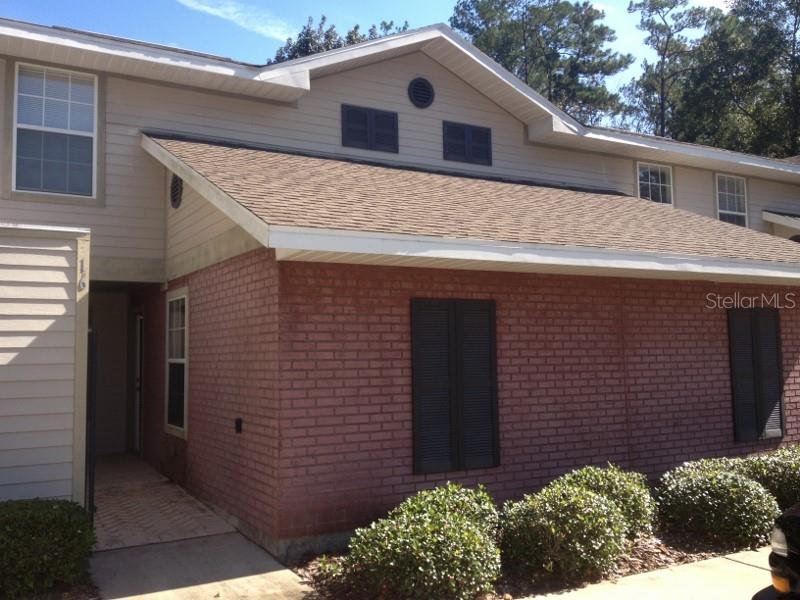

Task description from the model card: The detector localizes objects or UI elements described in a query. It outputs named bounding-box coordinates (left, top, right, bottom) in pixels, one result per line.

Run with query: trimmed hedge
left=0, top=499, right=95, bottom=598
left=501, top=480, right=627, bottom=583
left=556, top=464, right=656, bottom=538
left=341, top=483, right=501, bottom=600
left=730, top=448, right=800, bottom=510
left=657, top=462, right=779, bottom=548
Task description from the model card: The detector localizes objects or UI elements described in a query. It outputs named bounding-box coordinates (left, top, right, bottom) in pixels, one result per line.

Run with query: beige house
left=4, top=17, right=800, bottom=558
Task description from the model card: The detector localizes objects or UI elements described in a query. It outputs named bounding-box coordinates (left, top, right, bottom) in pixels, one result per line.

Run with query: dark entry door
left=133, top=315, right=144, bottom=454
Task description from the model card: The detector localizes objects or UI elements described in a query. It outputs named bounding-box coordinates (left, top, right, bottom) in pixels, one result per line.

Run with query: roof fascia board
left=0, top=19, right=308, bottom=101
left=543, top=127, right=800, bottom=180
left=257, top=27, right=443, bottom=76
left=268, top=224, right=800, bottom=285
left=140, top=135, right=270, bottom=245
left=762, top=210, right=800, bottom=232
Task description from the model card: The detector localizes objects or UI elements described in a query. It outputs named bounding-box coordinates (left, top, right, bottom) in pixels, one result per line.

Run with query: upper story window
left=14, top=64, right=97, bottom=198
left=443, top=121, right=492, bottom=166
left=341, top=105, right=398, bottom=153
left=717, top=174, right=748, bottom=227
left=637, top=162, right=673, bottom=205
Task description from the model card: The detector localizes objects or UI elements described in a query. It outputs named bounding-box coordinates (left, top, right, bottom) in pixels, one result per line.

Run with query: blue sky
left=1, top=0, right=726, bottom=92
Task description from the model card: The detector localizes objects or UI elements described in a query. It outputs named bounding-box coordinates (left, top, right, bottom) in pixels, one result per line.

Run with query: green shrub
left=731, top=448, right=800, bottom=510
left=657, top=463, right=779, bottom=548
left=557, top=464, right=655, bottom=538
left=501, top=480, right=627, bottom=583
left=342, top=483, right=501, bottom=600
left=0, top=499, right=95, bottom=598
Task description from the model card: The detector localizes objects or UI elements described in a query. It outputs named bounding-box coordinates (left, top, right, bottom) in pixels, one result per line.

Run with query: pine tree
left=451, top=0, right=632, bottom=124
left=271, top=16, right=409, bottom=64
left=622, top=0, right=709, bottom=137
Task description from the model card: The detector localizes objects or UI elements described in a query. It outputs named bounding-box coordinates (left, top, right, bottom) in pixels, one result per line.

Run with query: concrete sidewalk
left=91, top=532, right=309, bottom=599
left=535, top=547, right=777, bottom=600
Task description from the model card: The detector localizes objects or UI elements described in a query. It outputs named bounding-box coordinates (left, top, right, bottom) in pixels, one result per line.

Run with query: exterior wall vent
left=170, top=175, right=183, bottom=209
left=408, top=78, right=435, bottom=109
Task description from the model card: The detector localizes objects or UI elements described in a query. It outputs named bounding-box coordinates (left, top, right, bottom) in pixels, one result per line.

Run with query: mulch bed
left=297, top=531, right=732, bottom=599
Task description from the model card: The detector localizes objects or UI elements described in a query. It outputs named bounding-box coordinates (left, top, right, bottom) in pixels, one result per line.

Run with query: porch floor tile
left=93, top=454, right=234, bottom=551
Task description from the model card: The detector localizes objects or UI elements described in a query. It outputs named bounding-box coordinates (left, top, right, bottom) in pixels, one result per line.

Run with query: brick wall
left=136, top=248, right=281, bottom=538
left=138, top=251, right=800, bottom=546
left=274, top=261, right=800, bottom=539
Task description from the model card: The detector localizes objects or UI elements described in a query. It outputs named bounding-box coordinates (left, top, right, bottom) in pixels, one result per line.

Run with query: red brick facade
left=138, top=248, right=800, bottom=551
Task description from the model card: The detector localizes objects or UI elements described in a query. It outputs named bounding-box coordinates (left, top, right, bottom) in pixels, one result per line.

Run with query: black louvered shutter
left=455, top=301, right=498, bottom=469
left=728, top=308, right=783, bottom=441
left=370, top=109, right=399, bottom=153
left=412, top=299, right=498, bottom=474
left=443, top=122, right=468, bottom=162
left=466, top=126, right=492, bottom=166
left=342, top=105, right=369, bottom=149
left=412, top=299, right=455, bottom=473
left=728, top=309, right=759, bottom=441
left=754, top=309, right=783, bottom=438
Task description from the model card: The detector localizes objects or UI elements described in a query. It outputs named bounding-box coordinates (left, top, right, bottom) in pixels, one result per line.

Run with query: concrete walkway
left=535, top=547, right=777, bottom=599
left=91, top=532, right=309, bottom=599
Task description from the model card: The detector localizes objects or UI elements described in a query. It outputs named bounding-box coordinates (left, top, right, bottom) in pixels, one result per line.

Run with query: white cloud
left=692, top=0, right=729, bottom=9
left=592, top=2, right=616, bottom=13
left=175, top=0, right=293, bottom=41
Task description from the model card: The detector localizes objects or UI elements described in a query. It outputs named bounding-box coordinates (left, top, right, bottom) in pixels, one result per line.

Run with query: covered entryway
left=93, top=454, right=232, bottom=550
left=88, top=285, right=233, bottom=550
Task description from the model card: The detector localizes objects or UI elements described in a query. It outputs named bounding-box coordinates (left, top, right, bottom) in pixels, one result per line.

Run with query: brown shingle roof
left=148, top=134, right=800, bottom=265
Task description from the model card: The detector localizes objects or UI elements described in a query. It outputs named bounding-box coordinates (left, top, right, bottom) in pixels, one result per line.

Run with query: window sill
left=164, top=424, right=187, bottom=440
left=10, top=189, right=104, bottom=207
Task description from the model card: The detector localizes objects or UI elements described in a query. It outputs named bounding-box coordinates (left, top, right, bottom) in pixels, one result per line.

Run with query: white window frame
left=636, top=161, right=674, bottom=206
left=165, top=290, right=188, bottom=438
left=12, top=62, right=98, bottom=199
left=716, top=173, right=748, bottom=227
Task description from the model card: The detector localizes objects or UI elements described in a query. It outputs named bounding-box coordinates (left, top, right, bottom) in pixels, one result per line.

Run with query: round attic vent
left=170, top=175, right=184, bottom=209
left=408, top=77, right=435, bottom=109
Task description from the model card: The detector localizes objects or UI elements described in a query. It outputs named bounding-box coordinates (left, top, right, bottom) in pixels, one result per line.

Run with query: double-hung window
left=166, top=294, right=188, bottom=434
left=637, top=162, right=673, bottom=205
left=411, top=298, right=499, bottom=474
left=14, top=64, right=97, bottom=198
left=728, top=308, right=783, bottom=441
left=717, top=174, right=748, bottom=226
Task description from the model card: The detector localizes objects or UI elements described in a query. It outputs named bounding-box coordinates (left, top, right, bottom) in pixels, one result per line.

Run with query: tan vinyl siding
left=166, top=181, right=258, bottom=279
left=0, top=227, right=88, bottom=502
left=748, top=178, right=800, bottom=232
left=2, top=47, right=800, bottom=282
left=673, top=166, right=716, bottom=219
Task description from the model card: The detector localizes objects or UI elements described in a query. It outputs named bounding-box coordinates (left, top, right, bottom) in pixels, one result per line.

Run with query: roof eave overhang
left=0, top=19, right=309, bottom=102
left=269, top=225, right=800, bottom=287
left=142, top=133, right=800, bottom=287
left=529, top=116, right=800, bottom=184
left=763, top=210, right=800, bottom=233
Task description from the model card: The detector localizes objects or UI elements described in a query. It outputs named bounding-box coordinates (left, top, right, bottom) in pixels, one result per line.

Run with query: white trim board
left=763, top=210, right=800, bottom=233
left=269, top=225, right=800, bottom=286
